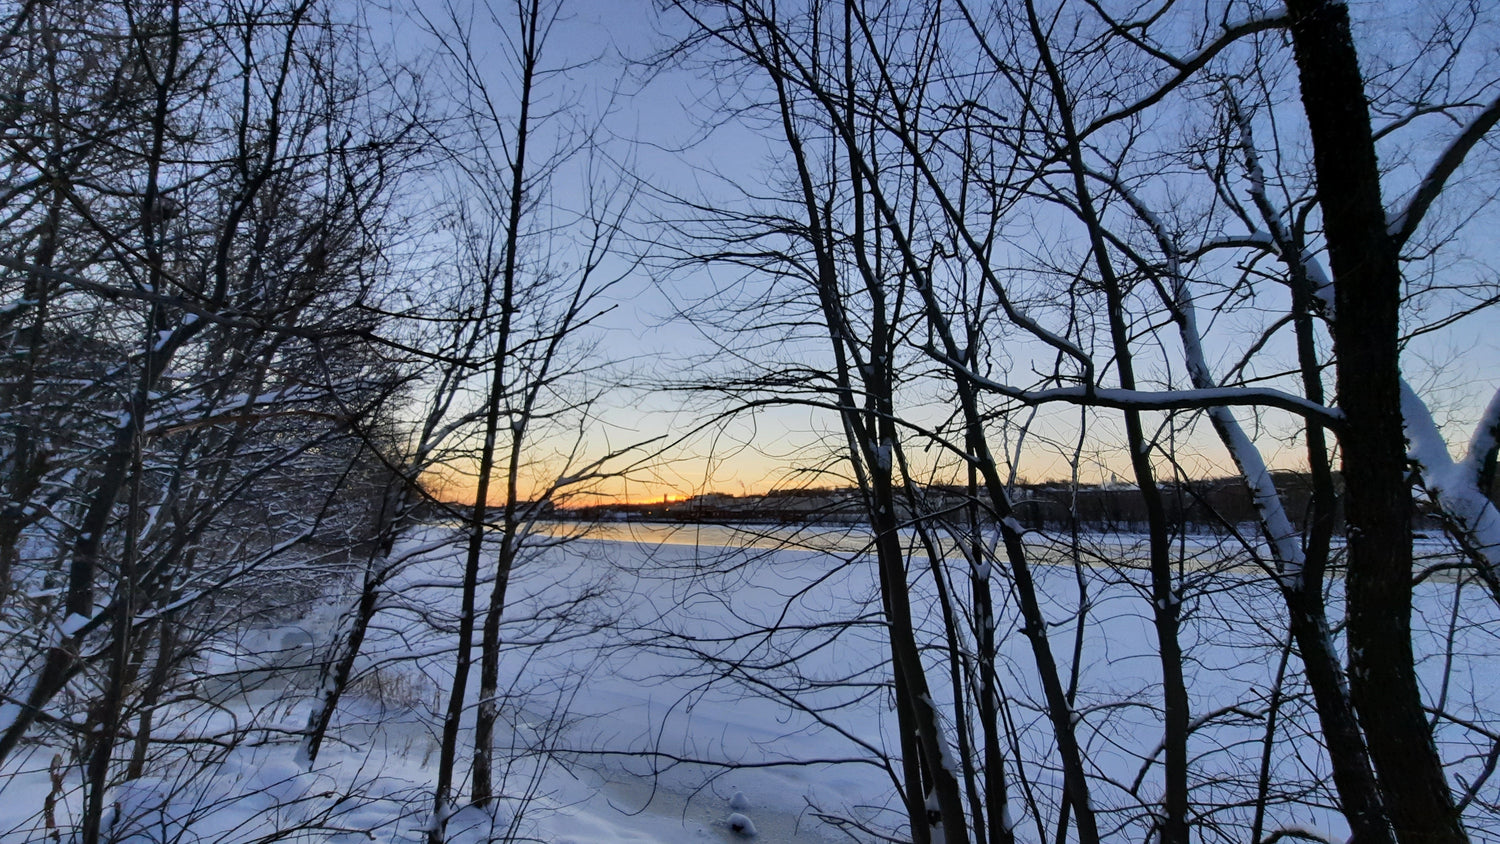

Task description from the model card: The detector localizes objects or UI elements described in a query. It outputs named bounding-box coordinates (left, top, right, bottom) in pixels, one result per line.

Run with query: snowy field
left=2, top=523, right=1496, bottom=843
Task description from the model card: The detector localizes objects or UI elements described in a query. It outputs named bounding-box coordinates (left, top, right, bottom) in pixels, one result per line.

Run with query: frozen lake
left=4, top=524, right=1496, bottom=843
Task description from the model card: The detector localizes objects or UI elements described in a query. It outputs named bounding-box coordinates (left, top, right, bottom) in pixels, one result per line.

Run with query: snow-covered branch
left=927, top=348, right=1341, bottom=425
left=1402, top=380, right=1500, bottom=577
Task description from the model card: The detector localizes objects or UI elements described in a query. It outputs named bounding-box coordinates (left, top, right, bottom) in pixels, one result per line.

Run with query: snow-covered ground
left=2, top=523, right=1496, bottom=842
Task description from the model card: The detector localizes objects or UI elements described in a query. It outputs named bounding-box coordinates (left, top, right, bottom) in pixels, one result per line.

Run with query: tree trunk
left=1287, top=216, right=1394, bottom=844
left=1027, top=0, right=1191, bottom=829
left=470, top=0, right=538, bottom=804
left=1286, top=2, right=1467, bottom=842
left=301, top=560, right=384, bottom=767
left=128, top=619, right=177, bottom=780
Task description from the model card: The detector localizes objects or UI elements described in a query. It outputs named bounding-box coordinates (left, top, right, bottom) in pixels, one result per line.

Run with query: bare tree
left=653, top=1, right=1500, bottom=843
left=1285, top=2, right=1487, bottom=840
left=0, top=1, right=423, bottom=838
left=411, top=1, right=645, bottom=838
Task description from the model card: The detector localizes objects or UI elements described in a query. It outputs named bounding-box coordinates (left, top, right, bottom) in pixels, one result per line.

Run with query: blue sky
left=379, top=0, right=1500, bottom=503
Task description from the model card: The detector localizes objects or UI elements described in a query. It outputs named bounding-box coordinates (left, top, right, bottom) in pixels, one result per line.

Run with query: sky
left=372, top=0, right=1500, bottom=507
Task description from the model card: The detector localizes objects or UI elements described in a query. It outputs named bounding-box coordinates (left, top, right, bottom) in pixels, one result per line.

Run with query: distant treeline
left=554, top=472, right=1466, bottom=535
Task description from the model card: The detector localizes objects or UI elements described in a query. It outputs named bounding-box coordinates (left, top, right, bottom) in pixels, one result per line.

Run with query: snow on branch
left=928, top=348, right=1342, bottom=425
left=1029, top=382, right=1337, bottom=425
left=1097, top=162, right=1308, bottom=579
left=1401, top=380, right=1500, bottom=573
left=143, top=387, right=331, bottom=435
left=1465, top=387, right=1500, bottom=476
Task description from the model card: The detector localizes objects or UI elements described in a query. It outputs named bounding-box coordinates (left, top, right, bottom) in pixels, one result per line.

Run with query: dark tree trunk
left=1288, top=227, right=1393, bottom=844
left=0, top=192, right=60, bottom=605
left=128, top=619, right=177, bottom=780
left=1285, top=2, right=1467, bottom=842
left=302, top=562, right=384, bottom=767
left=1024, top=0, right=1190, bottom=830
left=470, top=0, right=538, bottom=805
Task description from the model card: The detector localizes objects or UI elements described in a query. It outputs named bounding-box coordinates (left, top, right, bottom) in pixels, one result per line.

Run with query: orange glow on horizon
left=419, top=447, right=797, bottom=509
left=417, top=419, right=1305, bottom=509
left=421, top=466, right=745, bottom=509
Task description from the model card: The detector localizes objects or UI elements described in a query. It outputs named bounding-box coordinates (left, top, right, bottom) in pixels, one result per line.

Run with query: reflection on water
left=532, top=520, right=881, bottom=553
left=527, top=519, right=1321, bottom=574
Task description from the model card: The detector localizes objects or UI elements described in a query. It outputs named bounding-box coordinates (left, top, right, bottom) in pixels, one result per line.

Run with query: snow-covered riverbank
left=4, top=525, right=1495, bottom=842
